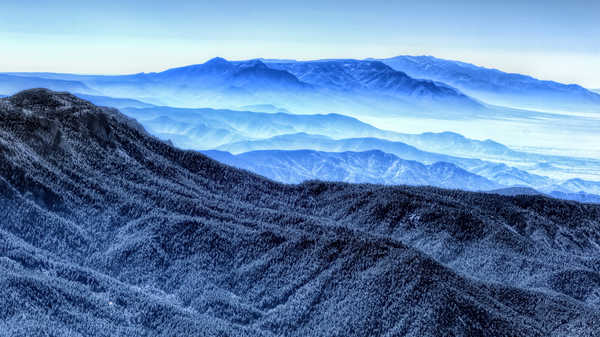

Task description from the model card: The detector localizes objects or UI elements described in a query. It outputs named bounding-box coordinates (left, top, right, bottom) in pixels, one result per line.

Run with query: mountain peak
left=3, top=88, right=94, bottom=112
left=1, top=89, right=148, bottom=149
left=204, top=56, right=230, bottom=65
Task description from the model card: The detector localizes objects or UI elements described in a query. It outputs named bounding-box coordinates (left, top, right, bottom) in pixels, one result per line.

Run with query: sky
left=1, top=0, right=599, bottom=87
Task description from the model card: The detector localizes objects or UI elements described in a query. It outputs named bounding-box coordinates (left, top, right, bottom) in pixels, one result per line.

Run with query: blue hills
left=114, top=103, right=600, bottom=198
left=154, top=58, right=311, bottom=91
left=264, top=59, right=480, bottom=106
left=2, top=57, right=485, bottom=116
left=4, top=55, right=599, bottom=116
left=213, top=133, right=600, bottom=197
left=378, top=55, right=600, bottom=112
left=203, top=149, right=501, bottom=190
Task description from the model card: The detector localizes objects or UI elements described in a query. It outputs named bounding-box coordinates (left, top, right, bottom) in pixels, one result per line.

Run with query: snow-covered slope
left=3, top=91, right=600, bottom=336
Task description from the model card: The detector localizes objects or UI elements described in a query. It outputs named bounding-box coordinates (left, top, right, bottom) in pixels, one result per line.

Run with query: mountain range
left=119, top=105, right=394, bottom=148
left=264, top=59, right=481, bottom=107
left=5, top=56, right=600, bottom=118
left=203, top=149, right=500, bottom=190
left=118, top=105, right=600, bottom=180
left=2, top=56, right=599, bottom=195
left=377, top=55, right=600, bottom=112
left=1, top=89, right=599, bottom=336
left=0, top=58, right=515, bottom=119
left=215, top=133, right=600, bottom=195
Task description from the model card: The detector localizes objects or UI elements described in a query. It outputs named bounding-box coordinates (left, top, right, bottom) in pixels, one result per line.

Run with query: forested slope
left=0, top=89, right=599, bottom=336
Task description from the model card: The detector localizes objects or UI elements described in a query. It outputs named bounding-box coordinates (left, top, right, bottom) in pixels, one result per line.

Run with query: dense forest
left=0, top=89, right=599, bottom=336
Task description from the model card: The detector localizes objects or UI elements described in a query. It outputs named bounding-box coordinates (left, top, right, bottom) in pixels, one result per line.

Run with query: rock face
left=1, top=89, right=599, bottom=336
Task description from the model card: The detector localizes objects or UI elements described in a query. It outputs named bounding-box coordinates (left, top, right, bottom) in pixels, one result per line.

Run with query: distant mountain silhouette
left=2, top=58, right=491, bottom=117
left=1, top=89, right=599, bottom=336
left=203, top=149, right=501, bottom=190
left=215, top=133, right=600, bottom=196
left=154, top=57, right=311, bottom=91
left=379, top=55, right=600, bottom=112
left=120, top=106, right=397, bottom=148
left=265, top=59, right=481, bottom=107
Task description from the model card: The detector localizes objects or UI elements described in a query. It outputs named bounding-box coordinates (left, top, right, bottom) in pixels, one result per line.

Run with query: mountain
left=1, top=89, right=599, bottom=336
left=549, top=191, right=600, bottom=204
left=264, top=59, right=481, bottom=108
left=390, top=131, right=515, bottom=159
left=487, top=187, right=546, bottom=196
left=203, top=149, right=501, bottom=190
left=122, top=107, right=588, bottom=188
left=154, top=58, right=311, bottom=91
left=4, top=58, right=491, bottom=117
left=0, top=73, right=96, bottom=95
left=556, top=179, right=600, bottom=195
left=379, top=55, right=600, bottom=112
left=218, top=131, right=600, bottom=183
left=218, top=132, right=464, bottom=162
left=484, top=187, right=600, bottom=205
left=216, top=133, right=553, bottom=185
left=120, top=106, right=398, bottom=148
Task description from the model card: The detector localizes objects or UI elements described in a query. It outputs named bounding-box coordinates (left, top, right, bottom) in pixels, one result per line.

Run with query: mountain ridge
left=1, top=89, right=600, bottom=336
left=378, top=55, right=600, bottom=112
left=202, top=149, right=501, bottom=190
left=2, top=57, right=487, bottom=116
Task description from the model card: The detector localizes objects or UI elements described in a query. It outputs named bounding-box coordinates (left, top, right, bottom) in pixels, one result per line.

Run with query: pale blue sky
left=1, top=0, right=599, bottom=87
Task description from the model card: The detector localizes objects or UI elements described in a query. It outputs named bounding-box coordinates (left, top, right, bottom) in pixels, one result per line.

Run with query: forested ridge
left=0, top=89, right=599, bottom=336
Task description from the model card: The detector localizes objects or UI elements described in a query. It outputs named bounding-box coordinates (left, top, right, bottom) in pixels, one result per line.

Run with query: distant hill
left=265, top=59, right=481, bottom=108
left=379, top=55, right=600, bottom=112
left=3, top=58, right=490, bottom=118
left=203, top=149, right=501, bottom=191
left=155, top=57, right=311, bottom=91
left=1, top=89, right=599, bottom=336
left=121, top=104, right=600, bottom=176
left=216, top=132, right=600, bottom=198
left=487, top=187, right=546, bottom=197
left=549, top=191, right=600, bottom=204
left=120, top=106, right=398, bottom=148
